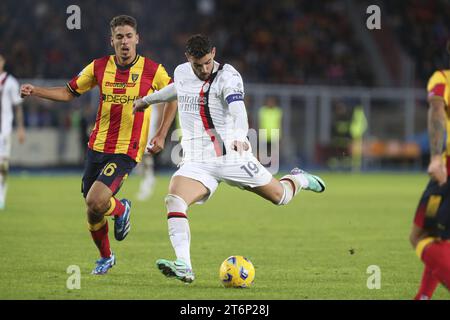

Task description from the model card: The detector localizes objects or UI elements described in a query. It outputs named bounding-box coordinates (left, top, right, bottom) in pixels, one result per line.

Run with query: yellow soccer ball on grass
left=219, top=255, right=255, bottom=288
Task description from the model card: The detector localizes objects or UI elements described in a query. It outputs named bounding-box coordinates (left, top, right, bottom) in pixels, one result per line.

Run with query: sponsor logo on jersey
left=178, top=95, right=206, bottom=113
left=178, top=95, right=206, bottom=105
left=105, top=81, right=137, bottom=89
left=102, top=94, right=141, bottom=104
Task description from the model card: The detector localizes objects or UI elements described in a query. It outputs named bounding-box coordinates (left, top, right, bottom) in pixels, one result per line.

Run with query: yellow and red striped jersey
left=67, top=54, right=172, bottom=162
left=427, top=69, right=450, bottom=174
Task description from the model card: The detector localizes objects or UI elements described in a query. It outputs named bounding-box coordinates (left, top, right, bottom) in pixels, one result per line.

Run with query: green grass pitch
left=0, top=172, right=448, bottom=300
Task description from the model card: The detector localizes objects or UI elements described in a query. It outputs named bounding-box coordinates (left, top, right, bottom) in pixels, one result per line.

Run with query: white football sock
left=138, top=168, right=155, bottom=192
left=0, top=174, right=6, bottom=208
left=277, top=180, right=294, bottom=205
left=277, top=170, right=310, bottom=205
left=165, top=194, right=192, bottom=268
left=137, top=157, right=155, bottom=200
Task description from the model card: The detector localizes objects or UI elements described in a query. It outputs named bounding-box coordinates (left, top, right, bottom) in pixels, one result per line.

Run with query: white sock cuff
left=277, top=185, right=287, bottom=205
left=278, top=180, right=294, bottom=205
left=165, top=194, right=188, bottom=214
left=280, top=175, right=299, bottom=195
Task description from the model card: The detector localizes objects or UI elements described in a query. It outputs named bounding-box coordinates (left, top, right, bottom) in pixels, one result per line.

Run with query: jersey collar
left=193, top=61, right=221, bottom=81
left=114, top=54, right=140, bottom=70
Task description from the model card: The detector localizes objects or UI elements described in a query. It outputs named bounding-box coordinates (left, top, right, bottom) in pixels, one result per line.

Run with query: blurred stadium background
left=2, top=0, right=449, bottom=172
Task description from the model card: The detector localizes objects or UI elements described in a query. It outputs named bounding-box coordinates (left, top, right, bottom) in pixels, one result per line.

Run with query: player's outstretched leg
left=273, top=168, right=325, bottom=206
left=249, top=167, right=325, bottom=206
left=281, top=168, right=325, bottom=195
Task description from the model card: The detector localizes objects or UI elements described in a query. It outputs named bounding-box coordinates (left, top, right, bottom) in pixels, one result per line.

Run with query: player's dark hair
left=186, top=34, right=213, bottom=58
left=110, top=15, right=138, bottom=33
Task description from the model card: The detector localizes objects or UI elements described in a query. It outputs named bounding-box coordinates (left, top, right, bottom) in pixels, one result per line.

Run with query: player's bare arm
left=14, top=103, right=26, bottom=144
left=133, top=97, right=150, bottom=113
left=427, top=97, right=447, bottom=185
left=133, top=83, right=178, bottom=154
left=148, top=100, right=178, bottom=154
left=20, top=84, right=75, bottom=102
left=133, top=82, right=177, bottom=113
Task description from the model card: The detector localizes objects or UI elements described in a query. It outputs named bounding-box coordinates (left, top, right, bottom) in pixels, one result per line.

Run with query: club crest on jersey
left=202, top=82, right=210, bottom=92
left=132, top=74, right=139, bottom=82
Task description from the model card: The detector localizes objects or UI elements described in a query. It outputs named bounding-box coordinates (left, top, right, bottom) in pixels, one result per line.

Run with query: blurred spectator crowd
left=1, top=0, right=447, bottom=169
left=1, top=0, right=375, bottom=86
left=384, top=0, right=450, bottom=86
left=2, top=0, right=449, bottom=87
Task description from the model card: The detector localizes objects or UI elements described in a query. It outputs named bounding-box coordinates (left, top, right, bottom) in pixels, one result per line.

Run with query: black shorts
left=413, top=179, right=450, bottom=239
left=81, top=148, right=137, bottom=198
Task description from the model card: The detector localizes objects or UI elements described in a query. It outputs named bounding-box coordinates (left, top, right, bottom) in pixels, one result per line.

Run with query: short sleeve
left=151, top=64, right=173, bottom=93
left=66, top=61, right=96, bottom=96
left=427, top=71, right=448, bottom=101
left=8, top=77, right=23, bottom=105
left=222, top=68, right=245, bottom=105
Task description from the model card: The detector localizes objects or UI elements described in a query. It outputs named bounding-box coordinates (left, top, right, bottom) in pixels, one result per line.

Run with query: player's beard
left=195, top=70, right=211, bottom=81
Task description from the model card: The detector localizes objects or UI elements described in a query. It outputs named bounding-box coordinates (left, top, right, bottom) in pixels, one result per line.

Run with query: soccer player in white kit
left=134, top=35, right=325, bottom=283
left=0, top=54, right=26, bottom=210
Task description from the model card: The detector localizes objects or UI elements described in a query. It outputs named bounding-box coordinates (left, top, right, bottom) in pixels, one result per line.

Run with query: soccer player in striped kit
left=134, top=34, right=326, bottom=283
left=20, top=15, right=176, bottom=275
left=410, top=43, right=450, bottom=299
left=0, top=54, right=26, bottom=210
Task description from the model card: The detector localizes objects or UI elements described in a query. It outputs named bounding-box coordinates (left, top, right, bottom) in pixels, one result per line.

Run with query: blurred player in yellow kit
left=410, top=42, right=450, bottom=299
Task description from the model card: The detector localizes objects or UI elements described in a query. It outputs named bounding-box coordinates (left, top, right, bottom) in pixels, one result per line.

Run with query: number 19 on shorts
left=240, top=161, right=260, bottom=177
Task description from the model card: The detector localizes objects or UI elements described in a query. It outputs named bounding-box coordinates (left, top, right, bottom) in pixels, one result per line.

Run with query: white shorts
left=173, top=153, right=273, bottom=204
left=0, top=135, right=11, bottom=159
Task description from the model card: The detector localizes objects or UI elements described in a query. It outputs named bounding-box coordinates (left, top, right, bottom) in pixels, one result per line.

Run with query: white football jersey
left=0, top=72, right=22, bottom=136
left=174, top=61, right=248, bottom=161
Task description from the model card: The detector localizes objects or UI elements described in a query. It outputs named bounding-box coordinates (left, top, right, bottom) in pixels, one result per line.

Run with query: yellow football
left=219, top=255, right=255, bottom=288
